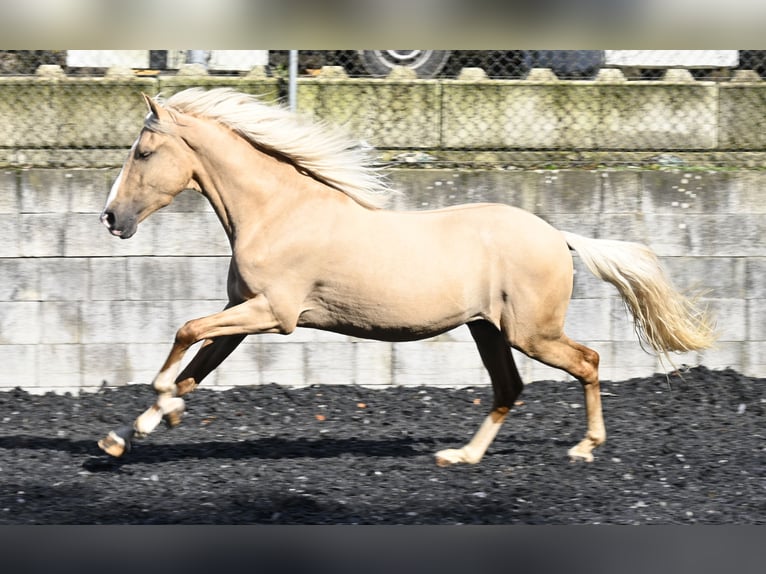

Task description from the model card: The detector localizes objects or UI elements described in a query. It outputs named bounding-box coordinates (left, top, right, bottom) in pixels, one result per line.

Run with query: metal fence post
left=186, top=50, right=209, bottom=67
left=288, top=50, right=298, bottom=112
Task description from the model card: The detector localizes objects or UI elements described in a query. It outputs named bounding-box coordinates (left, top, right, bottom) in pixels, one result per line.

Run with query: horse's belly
left=297, top=307, right=473, bottom=342
left=297, top=272, right=484, bottom=342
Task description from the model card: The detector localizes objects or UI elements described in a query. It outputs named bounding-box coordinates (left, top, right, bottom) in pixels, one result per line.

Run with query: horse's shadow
left=0, top=433, right=448, bottom=473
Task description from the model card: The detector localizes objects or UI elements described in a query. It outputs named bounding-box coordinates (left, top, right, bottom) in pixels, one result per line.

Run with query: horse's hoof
left=567, top=446, right=594, bottom=463
left=98, top=431, right=128, bottom=458
left=435, top=448, right=475, bottom=467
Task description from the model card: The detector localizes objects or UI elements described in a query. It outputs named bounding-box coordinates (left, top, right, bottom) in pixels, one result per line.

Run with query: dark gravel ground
left=0, top=366, right=762, bottom=524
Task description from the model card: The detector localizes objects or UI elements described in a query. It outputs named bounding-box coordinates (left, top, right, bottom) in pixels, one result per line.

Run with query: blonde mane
left=155, top=87, right=391, bottom=209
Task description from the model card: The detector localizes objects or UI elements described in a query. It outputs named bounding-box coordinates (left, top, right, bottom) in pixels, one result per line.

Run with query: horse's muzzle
left=100, top=210, right=136, bottom=239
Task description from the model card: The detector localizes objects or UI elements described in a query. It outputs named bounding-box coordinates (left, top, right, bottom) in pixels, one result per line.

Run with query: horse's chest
left=227, top=248, right=314, bottom=306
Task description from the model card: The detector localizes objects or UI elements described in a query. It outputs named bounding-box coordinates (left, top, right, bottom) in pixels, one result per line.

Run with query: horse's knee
left=175, top=320, right=200, bottom=348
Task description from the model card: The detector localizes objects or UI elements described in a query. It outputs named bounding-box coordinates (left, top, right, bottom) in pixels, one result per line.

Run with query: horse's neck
left=190, top=127, right=351, bottom=242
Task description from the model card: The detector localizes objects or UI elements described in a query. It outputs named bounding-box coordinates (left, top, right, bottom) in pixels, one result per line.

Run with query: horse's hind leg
left=524, top=335, right=605, bottom=462
left=435, top=320, right=524, bottom=466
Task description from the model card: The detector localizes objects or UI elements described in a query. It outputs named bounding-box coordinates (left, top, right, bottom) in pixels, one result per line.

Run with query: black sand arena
left=0, top=366, right=762, bottom=524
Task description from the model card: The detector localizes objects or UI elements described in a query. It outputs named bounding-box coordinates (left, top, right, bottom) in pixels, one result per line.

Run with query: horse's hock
left=0, top=166, right=762, bottom=393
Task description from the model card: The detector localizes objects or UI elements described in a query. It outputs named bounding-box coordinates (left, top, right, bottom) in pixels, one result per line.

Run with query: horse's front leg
left=98, top=296, right=287, bottom=457
left=97, top=336, right=222, bottom=457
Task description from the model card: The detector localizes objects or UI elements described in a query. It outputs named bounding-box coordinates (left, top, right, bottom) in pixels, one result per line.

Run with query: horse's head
left=100, top=94, right=197, bottom=239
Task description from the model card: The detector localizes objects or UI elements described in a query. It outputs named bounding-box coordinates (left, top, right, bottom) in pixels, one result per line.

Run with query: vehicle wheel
left=357, top=50, right=451, bottom=78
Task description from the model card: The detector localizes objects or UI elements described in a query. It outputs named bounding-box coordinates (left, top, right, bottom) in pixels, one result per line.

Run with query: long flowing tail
left=562, top=231, right=717, bottom=359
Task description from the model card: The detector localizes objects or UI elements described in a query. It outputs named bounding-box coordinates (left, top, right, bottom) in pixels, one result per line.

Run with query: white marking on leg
left=157, top=395, right=185, bottom=417
left=567, top=431, right=604, bottom=463
left=134, top=357, right=187, bottom=436
left=134, top=405, right=163, bottom=436
left=435, top=409, right=508, bottom=466
left=153, top=357, right=183, bottom=395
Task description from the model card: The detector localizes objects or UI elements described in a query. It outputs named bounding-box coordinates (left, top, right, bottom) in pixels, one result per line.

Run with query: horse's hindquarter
left=297, top=202, right=573, bottom=341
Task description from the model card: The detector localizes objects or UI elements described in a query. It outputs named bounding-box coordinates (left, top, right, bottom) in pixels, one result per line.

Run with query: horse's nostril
left=101, top=211, right=116, bottom=228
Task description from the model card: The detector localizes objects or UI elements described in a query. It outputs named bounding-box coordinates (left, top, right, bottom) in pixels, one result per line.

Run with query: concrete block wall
left=0, top=75, right=281, bottom=168
left=389, top=169, right=765, bottom=383
left=437, top=81, right=719, bottom=150
left=0, top=167, right=762, bottom=393
left=296, top=73, right=766, bottom=152
left=2, top=73, right=766, bottom=171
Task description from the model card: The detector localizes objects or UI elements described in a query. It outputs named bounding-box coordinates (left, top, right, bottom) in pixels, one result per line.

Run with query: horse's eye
left=136, top=149, right=153, bottom=160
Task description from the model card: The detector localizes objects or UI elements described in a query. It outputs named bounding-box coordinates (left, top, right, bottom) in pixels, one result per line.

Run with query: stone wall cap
left=456, top=67, right=489, bottom=81
left=524, top=68, right=559, bottom=82
left=662, top=68, right=695, bottom=83
left=176, top=63, right=209, bottom=76
left=244, top=65, right=268, bottom=79
left=35, top=65, right=65, bottom=78
left=387, top=66, right=418, bottom=80
left=595, top=68, right=627, bottom=82
left=317, top=66, right=349, bottom=80
left=731, top=70, right=763, bottom=83
left=105, top=66, right=135, bottom=78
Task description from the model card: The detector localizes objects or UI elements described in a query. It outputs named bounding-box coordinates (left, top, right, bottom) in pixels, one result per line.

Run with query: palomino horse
left=98, top=88, right=716, bottom=465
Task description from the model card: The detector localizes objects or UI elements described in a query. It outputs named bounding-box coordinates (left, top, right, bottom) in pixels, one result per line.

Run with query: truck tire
left=358, top=50, right=451, bottom=78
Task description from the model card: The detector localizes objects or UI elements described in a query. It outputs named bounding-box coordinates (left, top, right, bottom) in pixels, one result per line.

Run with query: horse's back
left=402, top=202, right=571, bottom=270
left=352, top=201, right=573, bottom=296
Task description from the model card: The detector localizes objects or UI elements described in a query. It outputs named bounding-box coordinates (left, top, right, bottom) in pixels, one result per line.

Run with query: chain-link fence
left=2, top=50, right=766, bottom=168
left=272, top=49, right=766, bottom=81
left=4, top=49, right=766, bottom=79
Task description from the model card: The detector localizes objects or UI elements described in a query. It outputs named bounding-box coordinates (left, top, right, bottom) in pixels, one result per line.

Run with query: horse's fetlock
left=152, top=380, right=177, bottom=396
left=588, top=430, right=606, bottom=446
left=158, top=395, right=185, bottom=417
left=176, top=377, right=198, bottom=396
left=134, top=404, right=163, bottom=436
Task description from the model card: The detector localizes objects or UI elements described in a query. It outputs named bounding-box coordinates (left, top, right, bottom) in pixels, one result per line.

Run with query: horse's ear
left=142, top=92, right=162, bottom=118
